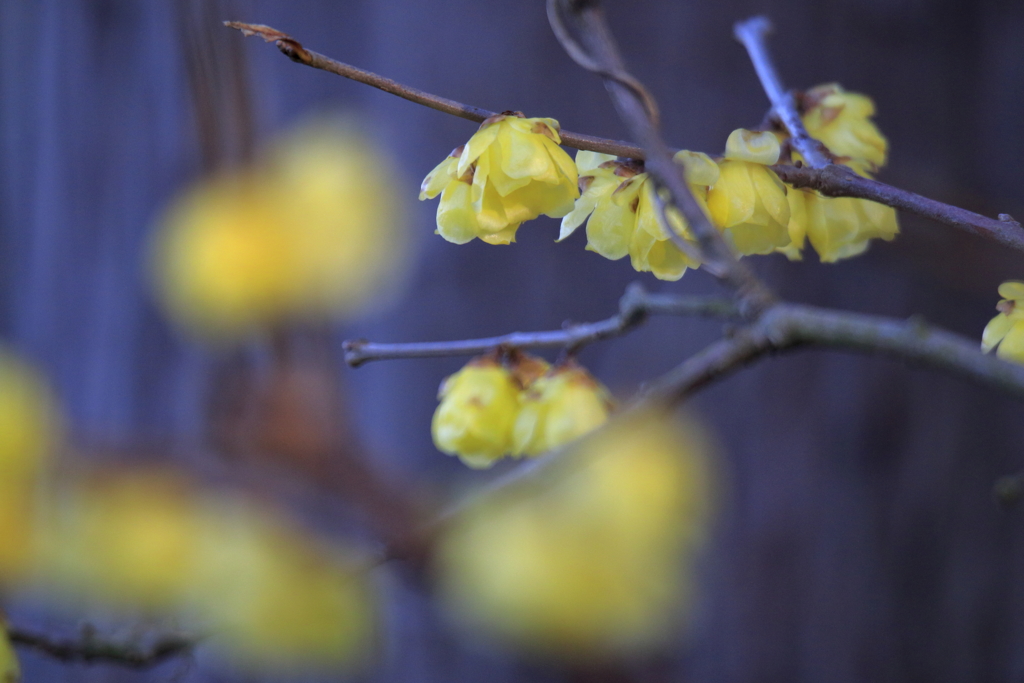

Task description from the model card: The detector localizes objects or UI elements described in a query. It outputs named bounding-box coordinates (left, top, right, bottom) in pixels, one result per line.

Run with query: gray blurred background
left=2, top=0, right=1024, bottom=681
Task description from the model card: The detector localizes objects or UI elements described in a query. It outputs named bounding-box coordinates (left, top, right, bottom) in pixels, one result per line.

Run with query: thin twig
left=773, top=163, right=1024, bottom=251
left=343, top=284, right=740, bottom=366
left=547, top=0, right=775, bottom=315
left=224, top=21, right=643, bottom=159
left=9, top=626, right=196, bottom=669
left=733, top=16, right=830, bottom=169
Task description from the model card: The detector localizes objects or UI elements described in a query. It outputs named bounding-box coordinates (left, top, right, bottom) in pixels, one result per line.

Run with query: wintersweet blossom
left=436, top=410, right=715, bottom=658
left=802, top=83, right=888, bottom=176
left=420, top=112, right=579, bottom=245
left=982, top=281, right=1024, bottom=363
left=154, top=121, right=403, bottom=339
left=512, top=363, right=613, bottom=457
left=0, top=349, right=58, bottom=582
left=559, top=150, right=712, bottom=281
left=706, top=129, right=791, bottom=255
left=803, top=193, right=899, bottom=263
left=431, top=357, right=526, bottom=468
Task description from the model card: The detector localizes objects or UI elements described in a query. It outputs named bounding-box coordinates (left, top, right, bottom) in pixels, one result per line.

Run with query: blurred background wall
left=2, top=0, right=1024, bottom=681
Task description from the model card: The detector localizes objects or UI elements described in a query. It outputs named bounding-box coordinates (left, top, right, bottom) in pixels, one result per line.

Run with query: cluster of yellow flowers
left=436, top=410, right=714, bottom=658
left=420, top=86, right=897, bottom=276
left=33, top=471, right=378, bottom=672
left=982, top=281, right=1024, bottom=363
left=431, top=354, right=613, bottom=469
left=782, top=83, right=899, bottom=262
left=153, top=120, right=404, bottom=340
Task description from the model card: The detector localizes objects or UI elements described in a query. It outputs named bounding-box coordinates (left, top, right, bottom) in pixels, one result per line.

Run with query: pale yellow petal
left=723, top=129, right=780, bottom=165
left=982, top=313, right=1015, bottom=353
left=996, top=322, right=1024, bottom=364
left=998, top=282, right=1024, bottom=302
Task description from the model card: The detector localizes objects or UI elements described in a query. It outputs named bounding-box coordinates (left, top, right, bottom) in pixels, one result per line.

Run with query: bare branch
left=547, top=0, right=775, bottom=315
left=9, top=626, right=196, bottom=669
left=773, top=163, right=1024, bottom=252
left=224, top=21, right=643, bottom=159
left=343, top=284, right=740, bottom=367
left=733, top=16, right=831, bottom=169
left=647, top=303, right=1024, bottom=402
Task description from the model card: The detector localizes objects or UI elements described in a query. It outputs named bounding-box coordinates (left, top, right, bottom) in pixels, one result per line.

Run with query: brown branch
left=342, top=284, right=740, bottom=366
left=224, top=21, right=643, bottom=159
left=9, top=626, right=196, bottom=669
left=547, top=0, right=775, bottom=315
left=773, top=163, right=1024, bottom=252
left=733, top=16, right=831, bottom=169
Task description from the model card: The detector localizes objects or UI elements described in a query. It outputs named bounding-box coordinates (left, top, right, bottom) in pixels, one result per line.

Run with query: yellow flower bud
left=420, top=113, right=579, bottom=245
left=0, top=619, right=18, bottom=683
left=982, top=281, right=1024, bottom=363
left=512, top=364, right=613, bottom=457
left=707, top=129, right=791, bottom=255
left=431, top=357, right=523, bottom=468
left=436, top=410, right=715, bottom=659
left=803, top=193, right=898, bottom=263
left=802, top=83, right=888, bottom=176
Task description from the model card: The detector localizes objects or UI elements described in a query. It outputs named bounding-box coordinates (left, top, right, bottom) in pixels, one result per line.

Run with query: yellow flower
left=776, top=184, right=809, bottom=261
left=512, top=363, right=613, bottom=457
left=153, top=120, right=403, bottom=340
left=982, top=282, right=1024, bottom=363
left=192, top=504, right=376, bottom=672
left=706, top=129, right=791, bottom=255
left=0, top=350, right=58, bottom=582
left=420, top=112, right=579, bottom=245
left=802, top=83, right=887, bottom=176
left=559, top=150, right=710, bottom=281
left=431, top=356, right=524, bottom=468
left=803, top=193, right=899, bottom=263
left=0, top=618, right=18, bottom=683
left=436, top=410, right=715, bottom=659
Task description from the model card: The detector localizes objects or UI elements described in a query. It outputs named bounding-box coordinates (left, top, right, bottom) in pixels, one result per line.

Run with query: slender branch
left=343, top=284, right=740, bottom=367
left=733, top=16, right=830, bottom=169
left=648, top=302, right=1024, bottom=402
left=8, top=626, right=196, bottom=669
left=773, top=163, right=1024, bottom=251
left=224, top=22, right=643, bottom=159
left=548, top=0, right=775, bottom=315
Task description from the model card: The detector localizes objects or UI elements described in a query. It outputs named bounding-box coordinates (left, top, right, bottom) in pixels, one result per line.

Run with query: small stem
left=733, top=16, right=830, bottom=169
left=343, top=285, right=739, bottom=366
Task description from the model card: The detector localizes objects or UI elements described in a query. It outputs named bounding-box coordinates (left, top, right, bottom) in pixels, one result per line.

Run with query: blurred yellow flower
left=706, top=129, right=791, bottom=255
left=982, top=281, right=1024, bottom=363
left=192, top=504, right=376, bottom=672
left=512, top=363, right=612, bottom=457
left=802, top=83, right=888, bottom=176
left=43, top=472, right=205, bottom=610
left=0, top=349, right=57, bottom=582
left=420, top=112, right=578, bottom=245
left=153, top=120, right=403, bottom=340
left=559, top=150, right=710, bottom=281
left=0, top=618, right=18, bottom=683
left=432, top=356, right=524, bottom=468
left=437, top=410, right=715, bottom=659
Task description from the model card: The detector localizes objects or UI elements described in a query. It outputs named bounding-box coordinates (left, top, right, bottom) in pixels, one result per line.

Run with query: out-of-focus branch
left=343, top=284, right=740, bottom=366
left=733, top=16, right=830, bottom=169
left=773, top=163, right=1024, bottom=251
left=224, top=22, right=642, bottom=159
left=546, top=0, right=775, bottom=315
left=9, top=627, right=196, bottom=669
